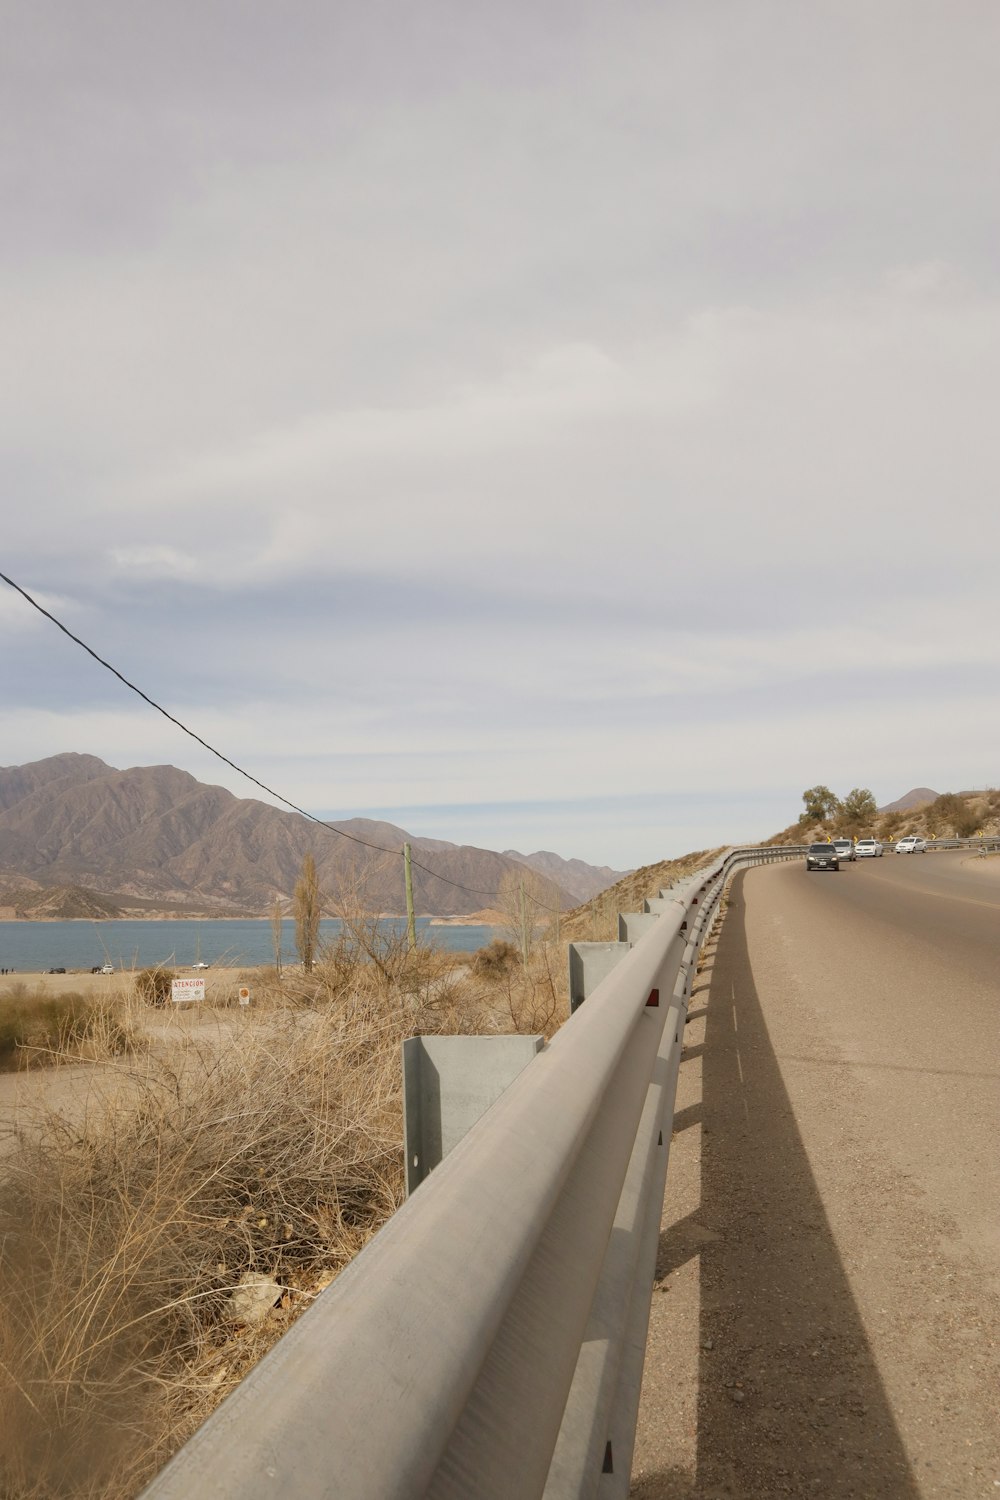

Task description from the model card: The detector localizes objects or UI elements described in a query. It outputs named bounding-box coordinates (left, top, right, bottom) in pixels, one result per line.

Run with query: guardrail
left=925, top=836, right=1000, bottom=852
left=139, top=844, right=807, bottom=1500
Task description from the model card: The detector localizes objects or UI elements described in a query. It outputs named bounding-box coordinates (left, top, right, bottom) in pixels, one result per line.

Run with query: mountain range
left=0, top=754, right=629, bottom=919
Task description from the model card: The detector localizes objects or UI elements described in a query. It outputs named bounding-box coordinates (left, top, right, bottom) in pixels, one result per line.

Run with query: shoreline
left=0, top=912, right=496, bottom=926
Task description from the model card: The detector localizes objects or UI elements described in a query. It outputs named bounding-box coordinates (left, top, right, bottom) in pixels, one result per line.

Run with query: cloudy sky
left=3, top=2, right=998, bottom=869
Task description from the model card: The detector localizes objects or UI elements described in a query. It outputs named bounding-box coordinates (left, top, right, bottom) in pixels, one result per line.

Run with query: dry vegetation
left=559, top=848, right=725, bottom=942
left=0, top=918, right=574, bottom=1500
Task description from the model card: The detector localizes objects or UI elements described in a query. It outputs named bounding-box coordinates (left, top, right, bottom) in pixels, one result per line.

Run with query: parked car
left=100, top=963, right=115, bottom=975
left=895, top=836, right=927, bottom=853
left=855, top=838, right=883, bottom=858
left=832, top=839, right=855, bottom=862
left=806, top=843, right=840, bottom=872
left=46, top=967, right=66, bottom=974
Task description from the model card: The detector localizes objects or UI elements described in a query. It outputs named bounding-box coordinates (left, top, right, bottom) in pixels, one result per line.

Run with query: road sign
left=238, top=987, right=251, bottom=1006
left=171, top=977, right=205, bottom=1003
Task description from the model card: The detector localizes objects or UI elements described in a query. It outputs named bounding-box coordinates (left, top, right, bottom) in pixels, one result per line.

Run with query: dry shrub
left=460, top=938, right=567, bottom=1038
left=0, top=927, right=566, bottom=1499
left=0, top=993, right=420, bottom=1499
left=0, top=992, right=144, bottom=1074
left=131, top=968, right=176, bottom=1007
left=471, top=939, right=520, bottom=981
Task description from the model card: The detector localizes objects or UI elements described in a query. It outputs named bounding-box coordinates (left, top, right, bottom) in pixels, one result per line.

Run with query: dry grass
left=0, top=990, right=146, bottom=1075
left=559, top=849, right=725, bottom=943
left=0, top=932, right=565, bottom=1500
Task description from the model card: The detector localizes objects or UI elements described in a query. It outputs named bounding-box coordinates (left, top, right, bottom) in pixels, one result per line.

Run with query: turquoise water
left=0, top=918, right=498, bottom=974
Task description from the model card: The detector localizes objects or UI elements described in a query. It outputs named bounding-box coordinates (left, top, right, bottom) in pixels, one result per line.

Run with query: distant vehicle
left=855, top=838, right=883, bottom=858
left=47, top=967, right=67, bottom=974
left=100, top=963, right=115, bottom=975
left=895, top=836, right=926, bottom=853
left=191, top=961, right=210, bottom=969
left=832, top=839, right=855, bottom=863
left=806, top=843, right=840, bottom=872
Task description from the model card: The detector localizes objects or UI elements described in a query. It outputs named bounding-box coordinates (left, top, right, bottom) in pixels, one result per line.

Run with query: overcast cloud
left=3, top=2, right=998, bottom=869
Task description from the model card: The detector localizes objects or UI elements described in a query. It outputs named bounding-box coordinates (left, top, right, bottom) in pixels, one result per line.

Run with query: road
left=630, top=851, right=999, bottom=1499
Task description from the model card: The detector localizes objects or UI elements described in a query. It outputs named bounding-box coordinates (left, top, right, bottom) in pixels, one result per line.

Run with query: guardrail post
left=568, top=941, right=630, bottom=1013
left=618, top=912, right=661, bottom=944
left=403, top=1035, right=544, bottom=1193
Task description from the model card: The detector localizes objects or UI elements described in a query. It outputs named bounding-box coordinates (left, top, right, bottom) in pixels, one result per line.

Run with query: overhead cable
left=0, top=570, right=561, bottom=911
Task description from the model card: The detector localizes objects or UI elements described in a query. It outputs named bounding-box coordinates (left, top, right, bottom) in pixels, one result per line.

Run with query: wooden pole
left=404, top=843, right=417, bottom=950
left=519, top=878, right=529, bottom=966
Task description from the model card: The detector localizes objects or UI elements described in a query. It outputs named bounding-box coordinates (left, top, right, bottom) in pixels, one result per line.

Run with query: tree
left=497, top=868, right=553, bottom=966
left=801, top=785, right=841, bottom=823
left=840, top=787, right=877, bottom=826
left=293, top=853, right=322, bottom=973
left=270, top=898, right=285, bottom=978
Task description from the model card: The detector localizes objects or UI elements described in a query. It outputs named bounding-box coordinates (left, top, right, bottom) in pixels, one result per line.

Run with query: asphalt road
left=631, top=850, right=999, bottom=1499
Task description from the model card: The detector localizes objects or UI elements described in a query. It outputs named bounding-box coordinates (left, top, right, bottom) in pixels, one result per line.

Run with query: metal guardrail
left=139, top=844, right=806, bottom=1500
left=925, top=836, right=1000, bottom=852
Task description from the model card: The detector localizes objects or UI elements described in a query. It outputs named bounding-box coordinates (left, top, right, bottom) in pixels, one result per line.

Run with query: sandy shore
left=0, top=966, right=258, bottom=1003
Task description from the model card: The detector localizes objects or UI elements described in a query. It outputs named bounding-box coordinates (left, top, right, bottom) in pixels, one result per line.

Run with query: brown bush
left=133, top=967, right=177, bottom=1006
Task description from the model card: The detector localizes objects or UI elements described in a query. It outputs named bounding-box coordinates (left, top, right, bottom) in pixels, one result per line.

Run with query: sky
left=2, top=2, right=998, bottom=871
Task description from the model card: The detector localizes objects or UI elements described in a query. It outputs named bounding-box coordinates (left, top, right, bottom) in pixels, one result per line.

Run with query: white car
left=854, top=838, right=883, bottom=858
left=832, top=839, right=855, bottom=862
left=894, top=836, right=926, bottom=854
left=99, top=963, right=115, bottom=975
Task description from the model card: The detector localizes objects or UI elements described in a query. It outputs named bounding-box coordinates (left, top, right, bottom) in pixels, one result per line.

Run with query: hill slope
left=0, top=755, right=617, bottom=918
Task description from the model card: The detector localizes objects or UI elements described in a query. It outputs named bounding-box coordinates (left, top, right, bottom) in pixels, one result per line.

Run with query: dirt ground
left=630, top=862, right=999, bottom=1499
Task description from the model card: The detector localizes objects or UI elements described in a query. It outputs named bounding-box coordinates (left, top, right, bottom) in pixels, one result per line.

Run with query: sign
left=238, top=987, right=251, bottom=1007
left=171, top=977, right=206, bottom=1004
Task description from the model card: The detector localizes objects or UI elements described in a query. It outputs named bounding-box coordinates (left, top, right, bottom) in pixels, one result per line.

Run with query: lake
left=0, top=917, right=499, bottom=974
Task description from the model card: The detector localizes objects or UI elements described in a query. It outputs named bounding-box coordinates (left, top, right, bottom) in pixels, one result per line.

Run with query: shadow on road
left=633, top=871, right=919, bottom=1499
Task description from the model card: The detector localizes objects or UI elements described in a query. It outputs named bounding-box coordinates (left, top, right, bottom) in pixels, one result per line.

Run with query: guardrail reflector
left=646, top=988, right=659, bottom=1007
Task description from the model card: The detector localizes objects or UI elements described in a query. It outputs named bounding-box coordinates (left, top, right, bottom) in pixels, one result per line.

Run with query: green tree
left=840, top=787, right=877, bottom=826
left=802, top=785, right=841, bottom=822
left=293, top=853, right=322, bottom=973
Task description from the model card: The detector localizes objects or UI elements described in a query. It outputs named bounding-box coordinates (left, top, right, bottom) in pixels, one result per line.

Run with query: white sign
left=238, top=987, right=251, bottom=1007
left=171, top=977, right=206, bottom=1003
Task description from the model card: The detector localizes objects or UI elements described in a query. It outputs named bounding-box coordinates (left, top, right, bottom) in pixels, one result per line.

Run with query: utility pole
left=404, top=843, right=417, bottom=951
left=519, top=878, right=529, bottom=966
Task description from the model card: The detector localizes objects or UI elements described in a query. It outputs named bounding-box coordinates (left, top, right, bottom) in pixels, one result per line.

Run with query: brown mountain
left=877, top=787, right=939, bottom=813
left=502, top=848, right=631, bottom=903
left=0, top=754, right=601, bottom=917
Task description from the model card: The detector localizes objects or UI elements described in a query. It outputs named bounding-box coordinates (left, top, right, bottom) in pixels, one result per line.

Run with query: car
left=46, top=967, right=67, bottom=974
left=806, top=843, right=840, bottom=872
left=191, top=961, right=210, bottom=969
left=100, top=963, right=115, bottom=975
left=895, top=836, right=926, bottom=853
left=854, top=838, right=883, bottom=858
left=832, top=839, right=855, bottom=862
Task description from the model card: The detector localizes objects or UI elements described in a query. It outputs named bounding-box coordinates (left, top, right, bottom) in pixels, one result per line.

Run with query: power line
left=0, top=569, right=562, bottom=911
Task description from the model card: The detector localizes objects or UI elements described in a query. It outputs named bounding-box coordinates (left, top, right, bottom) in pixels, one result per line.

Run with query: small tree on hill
left=801, top=785, right=841, bottom=823
left=294, top=853, right=322, bottom=973
left=840, top=787, right=878, bottom=828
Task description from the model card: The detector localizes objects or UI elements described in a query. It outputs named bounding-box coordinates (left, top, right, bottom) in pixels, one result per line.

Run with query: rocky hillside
left=0, top=754, right=626, bottom=918
left=768, top=787, right=1000, bottom=850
